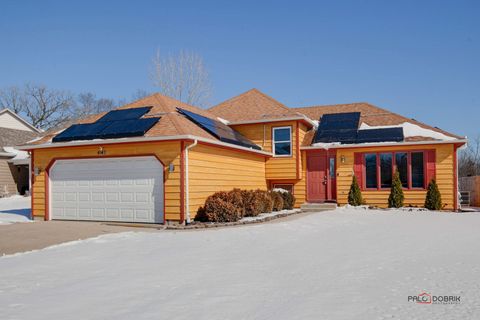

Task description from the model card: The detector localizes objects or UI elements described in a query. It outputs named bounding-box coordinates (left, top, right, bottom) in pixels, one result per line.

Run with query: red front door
left=307, top=151, right=327, bottom=202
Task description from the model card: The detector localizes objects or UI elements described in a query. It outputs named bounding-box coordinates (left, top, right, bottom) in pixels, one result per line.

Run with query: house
left=18, top=90, right=466, bottom=223
left=0, top=109, right=40, bottom=196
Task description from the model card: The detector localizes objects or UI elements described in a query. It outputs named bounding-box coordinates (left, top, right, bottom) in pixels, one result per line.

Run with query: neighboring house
left=0, top=109, right=40, bottom=196
left=18, top=90, right=466, bottom=223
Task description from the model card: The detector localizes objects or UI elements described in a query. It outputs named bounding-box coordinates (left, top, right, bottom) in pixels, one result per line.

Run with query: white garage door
left=50, top=156, right=164, bottom=223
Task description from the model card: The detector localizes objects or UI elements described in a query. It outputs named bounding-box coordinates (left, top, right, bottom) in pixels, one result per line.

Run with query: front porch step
left=301, top=202, right=337, bottom=212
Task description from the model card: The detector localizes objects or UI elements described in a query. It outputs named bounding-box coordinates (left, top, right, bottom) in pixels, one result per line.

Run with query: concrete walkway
left=0, top=221, right=160, bottom=255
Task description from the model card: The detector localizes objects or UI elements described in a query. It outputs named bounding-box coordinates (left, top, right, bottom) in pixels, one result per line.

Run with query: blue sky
left=1, top=0, right=478, bottom=137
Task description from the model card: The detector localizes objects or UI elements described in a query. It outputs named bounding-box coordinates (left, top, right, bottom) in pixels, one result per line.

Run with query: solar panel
left=52, top=122, right=111, bottom=142
left=314, top=112, right=361, bottom=144
left=315, top=129, right=358, bottom=144
left=313, top=112, right=404, bottom=144
left=52, top=108, right=160, bottom=143
left=177, top=108, right=261, bottom=150
left=97, top=106, right=152, bottom=122
left=356, top=128, right=404, bottom=143
left=97, top=118, right=160, bottom=139
left=318, top=112, right=360, bottom=131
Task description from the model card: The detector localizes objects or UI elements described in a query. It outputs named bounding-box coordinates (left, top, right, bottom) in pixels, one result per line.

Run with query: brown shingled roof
left=294, top=102, right=462, bottom=140
left=0, top=127, right=39, bottom=152
left=23, top=93, right=222, bottom=147
left=209, top=89, right=303, bottom=122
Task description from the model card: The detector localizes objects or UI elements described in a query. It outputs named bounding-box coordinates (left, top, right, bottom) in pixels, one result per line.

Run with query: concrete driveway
left=0, top=221, right=160, bottom=255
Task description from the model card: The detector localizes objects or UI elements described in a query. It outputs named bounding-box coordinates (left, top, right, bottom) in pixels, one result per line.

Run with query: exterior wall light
left=341, top=155, right=346, bottom=164
left=169, top=163, right=175, bottom=173
left=98, top=147, right=106, bottom=155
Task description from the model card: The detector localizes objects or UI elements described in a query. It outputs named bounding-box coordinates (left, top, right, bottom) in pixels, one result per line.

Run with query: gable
left=0, top=111, right=36, bottom=132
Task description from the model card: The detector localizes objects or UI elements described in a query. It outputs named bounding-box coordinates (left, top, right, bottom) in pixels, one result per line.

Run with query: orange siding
left=268, top=152, right=307, bottom=208
left=187, top=144, right=267, bottom=216
left=232, top=121, right=300, bottom=180
left=335, top=144, right=456, bottom=209
left=31, top=141, right=182, bottom=221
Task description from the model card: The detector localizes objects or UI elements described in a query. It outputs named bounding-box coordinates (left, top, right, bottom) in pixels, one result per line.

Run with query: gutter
left=184, top=139, right=198, bottom=224
left=16, top=134, right=273, bottom=157
left=0, top=152, right=15, bottom=157
left=301, top=139, right=468, bottom=150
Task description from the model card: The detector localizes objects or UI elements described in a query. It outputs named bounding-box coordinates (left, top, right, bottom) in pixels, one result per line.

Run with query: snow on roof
left=217, top=117, right=230, bottom=125
left=4, top=147, right=30, bottom=165
left=310, top=142, right=342, bottom=149
left=359, top=122, right=457, bottom=141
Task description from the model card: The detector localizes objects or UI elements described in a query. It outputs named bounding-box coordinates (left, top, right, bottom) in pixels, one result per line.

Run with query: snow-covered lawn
left=1, top=208, right=480, bottom=319
left=0, top=195, right=31, bottom=225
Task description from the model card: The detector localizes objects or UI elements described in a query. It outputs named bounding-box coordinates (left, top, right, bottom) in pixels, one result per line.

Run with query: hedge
left=195, top=188, right=296, bottom=223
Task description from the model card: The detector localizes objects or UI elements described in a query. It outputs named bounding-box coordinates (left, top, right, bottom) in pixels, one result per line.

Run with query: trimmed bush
left=226, top=188, right=245, bottom=219
left=280, top=192, right=296, bottom=210
left=271, top=191, right=284, bottom=211
left=255, top=189, right=273, bottom=213
left=241, top=190, right=264, bottom=217
left=195, top=206, right=208, bottom=222
left=424, top=179, right=442, bottom=210
left=196, top=188, right=293, bottom=223
left=388, top=170, right=404, bottom=208
left=348, top=175, right=364, bottom=206
left=194, top=190, right=244, bottom=223
left=204, top=197, right=239, bottom=222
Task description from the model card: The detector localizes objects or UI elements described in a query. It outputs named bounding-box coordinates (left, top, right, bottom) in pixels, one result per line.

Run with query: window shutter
left=354, top=153, right=363, bottom=188
left=425, top=149, right=436, bottom=184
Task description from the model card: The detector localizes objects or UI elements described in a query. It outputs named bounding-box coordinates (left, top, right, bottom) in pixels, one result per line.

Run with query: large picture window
left=411, top=152, right=424, bottom=188
left=380, top=153, right=392, bottom=188
left=363, top=151, right=428, bottom=190
left=365, top=153, right=377, bottom=189
left=273, top=127, right=292, bottom=156
left=395, top=152, right=408, bottom=188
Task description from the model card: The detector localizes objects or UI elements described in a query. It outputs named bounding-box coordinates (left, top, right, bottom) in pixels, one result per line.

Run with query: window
left=380, top=153, right=392, bottom=188
left=329, top=157, right=335, bottom=178
left=362, top=151, right=427, bottom=190
left=273, top=127, right=292, bottom=156
left=273, top=184, right=294, bottom=194
left=365, top=153, right=377, bottom=189
left=411, top=152, right=424, bottom=188
left=395, top=152, right=408, bottom=188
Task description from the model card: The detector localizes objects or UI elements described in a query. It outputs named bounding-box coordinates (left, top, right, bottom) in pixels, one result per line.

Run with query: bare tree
left=150, top=49, right=212, bottom=108
left=22, top=84, right=76, bottom=129
left=459, top=135, right=480, bottom=177
left=0, top=86, right=27, bottom=113
left=73, top=92, right=116, bottom=118
left=0, top=84, right=151, bottom=130
left=131, top=89, right=151, bottom=101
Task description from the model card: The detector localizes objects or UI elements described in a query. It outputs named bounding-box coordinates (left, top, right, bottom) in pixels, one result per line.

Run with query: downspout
left=456, top=142, right=468, bottom=211
left=29, top=150, right=34, bottom=220
left=263, top=124, right=266, bottom=148
left=184, top=139, right=198, bottom=224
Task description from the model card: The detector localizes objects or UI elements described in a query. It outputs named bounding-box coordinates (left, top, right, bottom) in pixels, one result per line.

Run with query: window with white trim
left=273, top=127, right=292, bottom=156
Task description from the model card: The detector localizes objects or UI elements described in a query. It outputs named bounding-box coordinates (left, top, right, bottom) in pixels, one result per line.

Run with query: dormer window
left=273, top=126, right=292, bottom=156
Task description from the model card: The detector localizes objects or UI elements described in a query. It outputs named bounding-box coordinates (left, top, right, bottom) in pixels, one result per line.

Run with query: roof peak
left=209, top=88, right=300, bottom=122
left=295, top=102, right=374, bottom=109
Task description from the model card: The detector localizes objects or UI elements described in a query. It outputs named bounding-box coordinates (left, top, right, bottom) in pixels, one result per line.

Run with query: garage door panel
left=50, top=156, right=164, bottom=223
left=92, top=208, right=105, bottom=218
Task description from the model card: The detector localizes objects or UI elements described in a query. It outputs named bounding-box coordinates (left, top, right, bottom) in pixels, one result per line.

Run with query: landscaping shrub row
left=348, top=172, right=443, bottom=210
left=195, top=188, right=296, bottom=223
